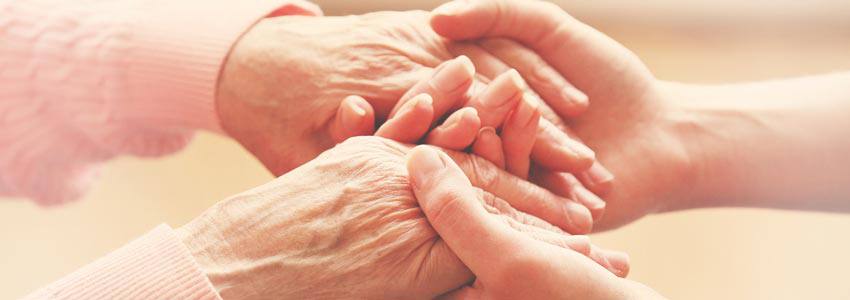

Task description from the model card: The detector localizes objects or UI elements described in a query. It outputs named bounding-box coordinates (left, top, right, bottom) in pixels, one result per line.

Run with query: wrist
left=652, top=81, right=730, bottom=211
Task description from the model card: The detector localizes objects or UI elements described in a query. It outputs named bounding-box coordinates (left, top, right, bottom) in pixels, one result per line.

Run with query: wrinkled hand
left=432, top=0, right=697, bottom=230
left=216, top=11, right=595, bottom=178
left=407, top=146, right=663, bottom=299
left=177, top=136, right=626, bottom=300
left=334, top=58, right=609, bottom=231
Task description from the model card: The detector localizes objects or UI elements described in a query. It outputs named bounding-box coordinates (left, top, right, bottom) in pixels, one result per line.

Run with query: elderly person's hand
left=216, top=11, right=600, bottom=181
left=407, top=146, right=664, bottom=299
left=332, top=57, right=600, bottom=232
left=176, top=136, right=626, bottom=299
left=430, top=0, right=698, bottom=230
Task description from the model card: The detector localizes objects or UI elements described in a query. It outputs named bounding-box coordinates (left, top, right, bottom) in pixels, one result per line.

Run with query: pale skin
left=214, top=10, right=619, bottom=228
left=397, top=0, right=850, bottom=298
left=179, top=60, right=631, bottom=299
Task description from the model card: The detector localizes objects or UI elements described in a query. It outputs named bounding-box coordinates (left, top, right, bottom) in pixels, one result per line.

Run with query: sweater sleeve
left=0, top=0, right=321, bottom=206
left=22, top=224, right=221, bottom=300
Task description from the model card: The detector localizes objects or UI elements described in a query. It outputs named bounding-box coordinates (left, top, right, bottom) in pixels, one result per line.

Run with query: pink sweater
left=3, top=0, right=321, bottom=298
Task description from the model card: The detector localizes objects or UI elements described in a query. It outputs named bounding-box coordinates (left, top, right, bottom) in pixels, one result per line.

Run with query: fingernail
left=561, top=86, right=589, bottom=107
left=565, top=201, right=593, bottom=233
left=432, top=0, right=469, bottom=17
left=575, top=187, right=605, bottom=222
left=407, top=147, right=447, bottom=190
left=575, top=186, right=605, bottom=211
left=456, top=55, right=475, bottom=76
left=478, top=126, right=497, bottom=139
left=484, top=69, right=524, bottom=108
left=431, top=56, right=475, bottom=94
left=586, top=162, right=615, bottom=186
left=564, top=138, right=595, bottom=163
left=340, top=97, right=366, bottom=128
left=509, top=99, right=539, bottom=127
left=398, top=94, right=433, bottom=116
left=442, top=107, right=477, bottom=129
left=602, top=250, right=630, bottom=277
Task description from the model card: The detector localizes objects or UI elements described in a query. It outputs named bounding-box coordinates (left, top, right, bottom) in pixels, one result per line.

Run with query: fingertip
left=601, top=249, right=631, bottom=278
left=455, top=55, right=476, bottom=78
left=472, top=127, right=506, bottom=169
left=344, top=96, right=375, bottom=129
left=579, top=162, right=616, bottom=196
left=430, top=1, right=473, bottom=39
left=575, top=186, right=606, bottom=222
left=560, top=86, right=590, bottom=115
left=426, top=107, right=481, bottom=150
left=565, top=235, right=592, bottom=256
left=406, top=145, right=447, bottom=192
left=332, top=95, right=375, bottom=142
left=565, top=200, right=593, bottom=234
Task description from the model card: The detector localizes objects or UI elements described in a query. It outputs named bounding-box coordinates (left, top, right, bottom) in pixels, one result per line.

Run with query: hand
left=176, top=136, right=626, bottom=299
left=431, top=0, right=697, bottom=230
left=334, top=58, right=609, bottom=231
left=407, top=146, right=664, bottom=299
left=216, top=12, right=596, bottom=177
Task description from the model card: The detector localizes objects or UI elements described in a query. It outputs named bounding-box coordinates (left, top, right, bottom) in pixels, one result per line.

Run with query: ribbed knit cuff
left=125, top=0, right=321, bottom=134
left=23, top=225, right=220, bottom=300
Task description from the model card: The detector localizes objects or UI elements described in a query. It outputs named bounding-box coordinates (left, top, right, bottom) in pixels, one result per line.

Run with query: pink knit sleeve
left=0, top=0, right=321, bottom=206
left=23, top=225, right=221, bottom=300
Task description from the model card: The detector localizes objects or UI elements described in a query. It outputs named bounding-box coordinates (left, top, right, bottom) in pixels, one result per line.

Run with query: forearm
left=0, top=0, right=318, bottom=205
left=666, top=72, right=850, bottom=211
left=24, top=225, right=220, bottom=300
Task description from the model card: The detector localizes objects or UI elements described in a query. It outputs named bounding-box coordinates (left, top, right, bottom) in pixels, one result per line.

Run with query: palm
left=558, top=36, right=693, bottom=230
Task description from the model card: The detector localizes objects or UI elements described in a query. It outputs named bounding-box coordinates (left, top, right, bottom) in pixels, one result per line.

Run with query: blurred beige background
left=4, top=0, right=850, bottom=299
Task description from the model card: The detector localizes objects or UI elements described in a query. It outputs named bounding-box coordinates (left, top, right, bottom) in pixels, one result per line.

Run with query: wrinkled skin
left=177, top=136, right=604, bottom=300
left=217, top=12, right=453, bottom=175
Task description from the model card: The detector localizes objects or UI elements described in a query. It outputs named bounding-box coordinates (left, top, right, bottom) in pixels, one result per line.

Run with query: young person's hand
left=430, top=0, right=698, bottom=230
left=406, top=146, right=664, bottom=299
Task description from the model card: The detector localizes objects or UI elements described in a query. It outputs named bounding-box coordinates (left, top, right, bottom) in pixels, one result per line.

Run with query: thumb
left=430, top=0, right=580, bottom=48
left=430, top=0, right=638, bottom=96
left=406, top=146, right=519, bottom=278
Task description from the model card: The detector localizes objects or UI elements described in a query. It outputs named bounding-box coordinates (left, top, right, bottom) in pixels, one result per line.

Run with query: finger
left=431, top=0, right=638, bottom=97
left=451, top=43, right=576, bottom=139
left=598, top=248, right=631, bottom=278
left=438, top=286, right=482, bottom=300
left=533, top=168, right=605, bottom=222
left=329, top=95, right=376, bottom=143
left=589, top=246, right=631, bottom=278
left=376, top=94, right=434, bottom=143
left=446, top=42, right=508, bottom=81
left=541, top=119, right=616, bottom=195
left=578, top=161, right=616, bottom=196
left=532, top=119, right=595, bottom=173
left=503, top=216, right=591, bottom=256
left=407, top=146, right=522, bottom=276
left=425, top=107, right=481, bottom=150
left=480, top=38, right=588, bottom=117
left=500, top=98, right=539, bottom=179
left=471, top=127, right=505, bottom=169
left=445, top=151, right=593, bottom=234
left=466, top=69, right=524, bottom=128
left=477, top=188, right=591, bottom=255
left=390, top=56, right=476, bottom=122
